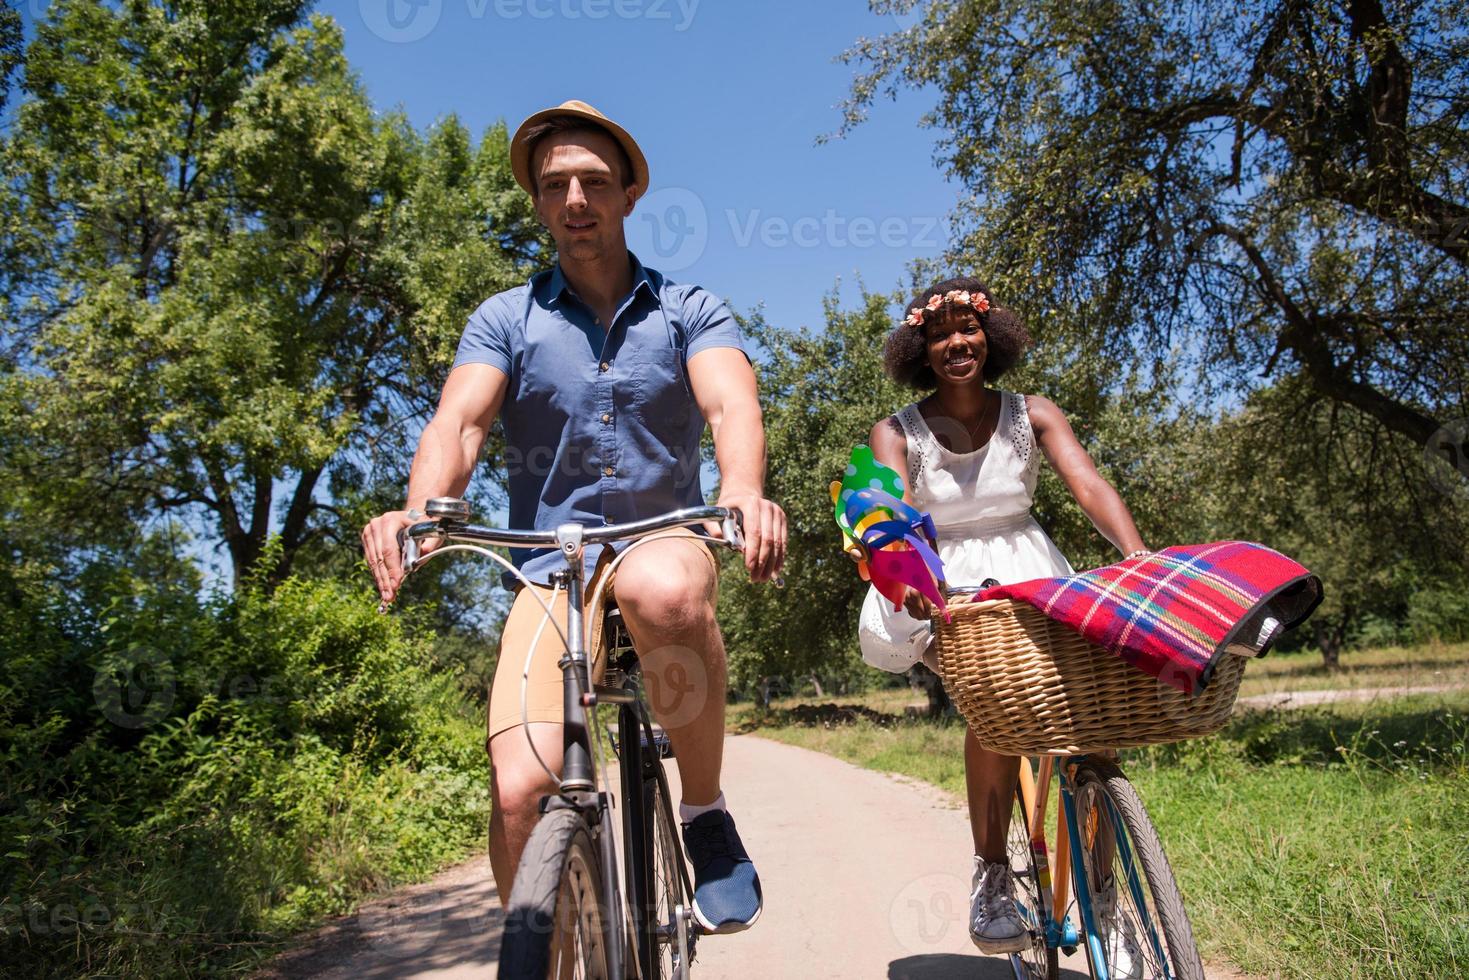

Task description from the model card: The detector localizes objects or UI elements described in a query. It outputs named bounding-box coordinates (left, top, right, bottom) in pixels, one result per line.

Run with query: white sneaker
left=969, top=857, right=1027, bottom=954
left=1093, top=875, right=1144, bottom=979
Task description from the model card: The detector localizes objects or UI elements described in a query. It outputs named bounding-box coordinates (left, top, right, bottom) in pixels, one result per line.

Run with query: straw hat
left=510, top=100, right=650, bottom=201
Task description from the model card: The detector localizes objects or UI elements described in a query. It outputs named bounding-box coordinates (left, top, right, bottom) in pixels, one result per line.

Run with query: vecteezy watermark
left=2, top=900, right=172, bottom=939
left=628, top=187, right=948, bottom=271
left=360, top=0, right=700, bottom=42
left=1423, top=420, right=1469, bottom=499
left=360, top=0, right=444, bottom=43
left=635, top=643, right=709, bottom=730
left=888, top=871, right=967, bottom=952
left=92, top=647, right=176, bottom=730
left=726, top=208, right=944, bottom=251
left=626, top=187, right=710, bottom=273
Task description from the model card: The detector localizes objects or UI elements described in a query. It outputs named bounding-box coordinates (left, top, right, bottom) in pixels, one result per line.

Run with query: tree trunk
left=808, top=673, right=825, bottom=698
left=908, top=663, right=952, bottom=718
left=755, top=676, right=773, bottom=712
left=1315, top=620, right=1344, bottom=672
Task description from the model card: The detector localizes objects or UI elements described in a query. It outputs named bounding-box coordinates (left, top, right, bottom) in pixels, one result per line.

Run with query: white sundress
left=858, top=391, right=1075, bottom=672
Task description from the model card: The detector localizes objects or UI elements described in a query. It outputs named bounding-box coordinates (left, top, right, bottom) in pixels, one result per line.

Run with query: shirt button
left=601, top=413, right=612, bottom=424
left=603, top=466, right=615, bottom=477
left=599, top=361, right=610, bottom=373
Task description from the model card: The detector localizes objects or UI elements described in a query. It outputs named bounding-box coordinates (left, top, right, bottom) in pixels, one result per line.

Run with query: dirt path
left=1235, top=683, right=1465, bottom=710
left=263, top=734, right=1248, bottom=978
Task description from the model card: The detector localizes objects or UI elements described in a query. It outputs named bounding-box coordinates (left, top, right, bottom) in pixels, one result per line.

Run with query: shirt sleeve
left=680, top=286, right=750, bottom=362
left=452, top=293, right=517, bottom=376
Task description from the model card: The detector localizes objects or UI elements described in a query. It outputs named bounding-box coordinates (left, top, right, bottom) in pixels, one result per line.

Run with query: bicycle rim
left=1008, top=780, right=1060, bottom=980
left=1071, top=760, right=1204, bottom=980
left=499, top=809, right=613, bottom=980
left=646, top=774, right=693, bottom=979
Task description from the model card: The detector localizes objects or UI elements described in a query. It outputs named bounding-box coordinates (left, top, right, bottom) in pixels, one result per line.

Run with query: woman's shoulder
left=875, top=401, right=924, bottom=434
left=870, top=413, right=904, bottom=445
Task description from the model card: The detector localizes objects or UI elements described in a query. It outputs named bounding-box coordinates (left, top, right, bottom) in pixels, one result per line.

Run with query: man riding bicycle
left=360, top=100, right=786, bottom=935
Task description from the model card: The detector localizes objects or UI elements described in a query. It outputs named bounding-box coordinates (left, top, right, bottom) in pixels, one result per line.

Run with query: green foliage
left=839, top=0, right=1467, bottom=522
left=0, top=545, right=488, bottom=977
left=0, top=3, right=19, bottom=116
left=827, top=0, right=1469, bottom=666
left=1, top=0, right=547, bottom=587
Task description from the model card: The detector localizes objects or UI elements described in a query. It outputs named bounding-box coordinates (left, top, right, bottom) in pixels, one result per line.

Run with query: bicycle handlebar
left=397, top=501, right=744, bottom=576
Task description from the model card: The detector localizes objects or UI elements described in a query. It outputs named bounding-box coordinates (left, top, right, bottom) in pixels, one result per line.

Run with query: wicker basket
left=932, top=597, right=1247, bottom=755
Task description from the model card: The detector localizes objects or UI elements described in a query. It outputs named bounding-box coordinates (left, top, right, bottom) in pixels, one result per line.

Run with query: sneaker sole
left=970, top=931, right=1029, bottom=955
left=691, top=897, right=763, bottom=935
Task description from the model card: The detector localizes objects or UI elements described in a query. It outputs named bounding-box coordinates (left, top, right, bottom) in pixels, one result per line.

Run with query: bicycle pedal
left=643, top=729, right=675, bottom=758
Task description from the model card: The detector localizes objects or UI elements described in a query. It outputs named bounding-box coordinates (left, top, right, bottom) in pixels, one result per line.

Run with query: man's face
left=532, top=130, right=637, bottom=264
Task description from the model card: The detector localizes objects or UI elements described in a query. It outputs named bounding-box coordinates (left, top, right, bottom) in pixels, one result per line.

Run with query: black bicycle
left=400, top=498, right=745, bottom=980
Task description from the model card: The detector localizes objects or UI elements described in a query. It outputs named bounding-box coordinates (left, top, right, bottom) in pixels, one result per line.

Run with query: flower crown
left=903, top=289, right=991, bottom=329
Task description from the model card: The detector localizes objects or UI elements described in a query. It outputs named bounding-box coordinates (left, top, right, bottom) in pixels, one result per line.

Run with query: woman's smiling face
left=922, top=308, right=988, bottom=386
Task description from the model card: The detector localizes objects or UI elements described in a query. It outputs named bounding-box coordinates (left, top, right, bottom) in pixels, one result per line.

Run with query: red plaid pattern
left=979, top=541, right=1323, bottom=693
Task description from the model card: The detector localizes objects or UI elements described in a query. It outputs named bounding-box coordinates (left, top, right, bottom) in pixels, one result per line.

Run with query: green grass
left=739, top=691, right=1469, bottom=979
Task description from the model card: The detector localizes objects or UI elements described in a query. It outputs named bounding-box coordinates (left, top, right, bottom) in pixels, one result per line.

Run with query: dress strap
left=894, top=403, right=931, bottom=493
left=1004, top=391, right=1037, bottom=470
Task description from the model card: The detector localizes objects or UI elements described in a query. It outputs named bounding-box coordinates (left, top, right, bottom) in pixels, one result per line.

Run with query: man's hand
left=713, top=492, right=786, bottom=583
left=361, top=510, right=439, bottom=607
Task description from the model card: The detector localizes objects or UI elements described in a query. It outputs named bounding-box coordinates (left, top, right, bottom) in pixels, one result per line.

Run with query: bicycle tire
left=1070, top=759, right=1204, bottom=980
left=644, top=772, right=693, bottom=979
left=1007, top=783, right=1060, bottom=980
left=498, top=808, right=613, bottom=980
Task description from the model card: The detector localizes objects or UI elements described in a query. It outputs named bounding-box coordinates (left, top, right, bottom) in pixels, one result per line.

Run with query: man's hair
left=882, top=276, right=1032, bottom=388
left=521, top=117, right=636, bottom=196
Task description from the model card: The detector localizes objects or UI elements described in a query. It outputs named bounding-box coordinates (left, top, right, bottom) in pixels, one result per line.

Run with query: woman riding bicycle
left=858, top=276, right=1149, bottom=964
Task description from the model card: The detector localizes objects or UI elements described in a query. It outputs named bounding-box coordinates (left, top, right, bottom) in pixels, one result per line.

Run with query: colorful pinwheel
left=831, top=445, right=949, bottom=620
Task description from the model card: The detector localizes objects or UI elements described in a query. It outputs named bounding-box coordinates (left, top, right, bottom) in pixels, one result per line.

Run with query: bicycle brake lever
left=379, top=527, right=424, bottom=614
left=721, top=509, right=745, bottom=552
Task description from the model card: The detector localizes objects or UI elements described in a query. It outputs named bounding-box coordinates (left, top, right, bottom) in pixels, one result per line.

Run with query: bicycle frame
left=402, top=502, right=739, bottom=980
left=1017, top=757, right=1175, bottom=980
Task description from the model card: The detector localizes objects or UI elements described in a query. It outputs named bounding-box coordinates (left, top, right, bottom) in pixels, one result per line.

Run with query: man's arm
left=362, top=362, right=510, bottom=605
left=687, top=347, right=786, bottom=582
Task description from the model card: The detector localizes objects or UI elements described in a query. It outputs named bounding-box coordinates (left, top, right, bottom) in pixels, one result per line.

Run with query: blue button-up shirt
left=452, top=254, right=748, bottom=584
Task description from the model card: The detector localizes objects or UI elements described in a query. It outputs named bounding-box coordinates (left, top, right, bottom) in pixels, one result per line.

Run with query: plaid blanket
left=979, top=542, right=1323, bottom=693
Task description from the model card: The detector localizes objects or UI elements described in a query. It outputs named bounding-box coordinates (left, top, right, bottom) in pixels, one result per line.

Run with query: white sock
left=679, top=792, right=727, bottom=824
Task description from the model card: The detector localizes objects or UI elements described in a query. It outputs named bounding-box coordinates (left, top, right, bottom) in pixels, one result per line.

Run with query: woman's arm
left=1026, top=394, right=1148, bottom=557
left=869, top=417, right=932, bottom=619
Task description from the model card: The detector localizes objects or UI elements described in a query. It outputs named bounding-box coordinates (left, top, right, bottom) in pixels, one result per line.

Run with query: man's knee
left=489, top=725, right=561, bottom=823
left=491, top=763, right=556, bottom=822
left=614, top=552, right=716, bottom=633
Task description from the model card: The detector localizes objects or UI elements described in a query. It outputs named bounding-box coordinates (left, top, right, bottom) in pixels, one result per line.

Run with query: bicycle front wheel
left=499, top=808, right=613, bottom=980
left=1008, top=779, right=1060, bottom=980
left=1071, top=759, right=1203, bottom=980
left=644, top=772, right=694, bottom=979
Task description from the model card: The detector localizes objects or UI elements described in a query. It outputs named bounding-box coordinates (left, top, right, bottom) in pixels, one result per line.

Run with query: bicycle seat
left=602, top=601, right=638, bottom=676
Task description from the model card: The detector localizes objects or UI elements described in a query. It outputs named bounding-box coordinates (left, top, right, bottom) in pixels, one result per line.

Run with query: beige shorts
left=485, top=528, right=720, bottom=743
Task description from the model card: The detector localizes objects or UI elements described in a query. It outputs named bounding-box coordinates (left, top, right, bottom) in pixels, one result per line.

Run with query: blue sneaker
left=681, top=810, right=763, bottom=933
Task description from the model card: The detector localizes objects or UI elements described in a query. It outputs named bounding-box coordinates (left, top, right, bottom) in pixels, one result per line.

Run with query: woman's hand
left=902, top=586, right=934, bottom=621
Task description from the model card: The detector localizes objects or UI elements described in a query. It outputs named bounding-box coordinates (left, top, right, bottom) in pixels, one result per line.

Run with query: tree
left=838, top=0, right=1468, bottom=497
left=717, top=292, right=912, bottom=703
left=1, top=0, right=546, bottom=588
left=0, top=2, right=20, bottom=117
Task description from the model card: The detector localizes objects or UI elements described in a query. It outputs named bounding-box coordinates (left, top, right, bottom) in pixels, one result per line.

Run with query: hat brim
left=511, top=104, right=649, bottom=202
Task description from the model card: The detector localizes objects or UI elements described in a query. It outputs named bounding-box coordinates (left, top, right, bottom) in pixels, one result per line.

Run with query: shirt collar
left=541, top=252, right=659, bottom=308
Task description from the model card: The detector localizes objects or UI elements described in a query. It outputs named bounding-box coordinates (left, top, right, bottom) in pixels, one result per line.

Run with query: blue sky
left=316, top=0, right=957, bottom=332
